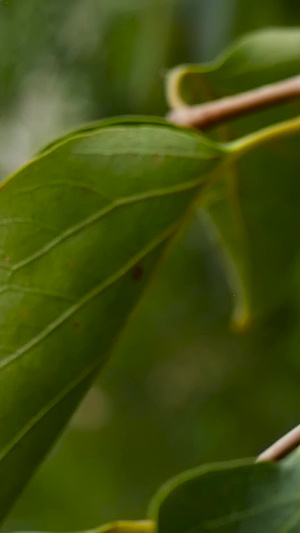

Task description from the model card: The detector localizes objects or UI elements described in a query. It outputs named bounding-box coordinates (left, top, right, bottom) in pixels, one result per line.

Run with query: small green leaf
left=0, top=118, right=225, bottom=520
left=150, top=449, right=300, bottom=532
left=167, top=27, right=300, bottom=107
left=167, top=28, right=300, bottom=325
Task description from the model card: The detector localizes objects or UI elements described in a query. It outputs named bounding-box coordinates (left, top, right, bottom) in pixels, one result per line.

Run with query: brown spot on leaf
left=4, top=256, right=10, bottom=264
left=131, top=264, right=144, bottom=282
left=154, top=155, right=163, bottom=164
left=69, top=261, right=76, bottom=269
left=73, top=321, right=80, bottom=329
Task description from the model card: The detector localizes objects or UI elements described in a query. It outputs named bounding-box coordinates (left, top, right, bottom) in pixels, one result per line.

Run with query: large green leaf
left=0, top=117, right=226, bottom=521
left=167, top=28, right=300, bottom=325
left=150, top=449, right=300, bottom=532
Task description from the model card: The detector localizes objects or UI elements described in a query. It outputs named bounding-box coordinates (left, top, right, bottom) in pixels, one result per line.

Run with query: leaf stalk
left=226, top=115, right=300, bottom=157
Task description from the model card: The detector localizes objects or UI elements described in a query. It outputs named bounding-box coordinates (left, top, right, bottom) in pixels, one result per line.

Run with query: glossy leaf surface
left=151, top=449, right=300, bottom=532
left=167, top=28, right=300, bottom=324
left=0, top=118, right=225, bottom=521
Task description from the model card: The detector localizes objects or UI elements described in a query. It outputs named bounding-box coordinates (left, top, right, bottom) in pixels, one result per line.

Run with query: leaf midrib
left=7, top=179, right=205, bottom=275
left=0, top=220, right=178, bottom=372
left=0, top=220, right=178, bottom=464
left=200, top=489, right=300, bottom=530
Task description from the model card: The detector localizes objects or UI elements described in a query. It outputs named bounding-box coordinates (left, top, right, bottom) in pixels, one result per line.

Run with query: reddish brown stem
left=168, top=75, right=300, bottom=130
left=257, top=424, right=300, bottom=463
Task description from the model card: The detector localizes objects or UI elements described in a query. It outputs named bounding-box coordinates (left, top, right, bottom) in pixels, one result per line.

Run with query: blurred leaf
left=0, top=117, right=226, bottom=521
left=7, top=520, right=155, bottom=533
left=150, top=449, right=300, bottom=532
left=167, top=28, right=300, bottom=324
left=167, top=28, right=300, bottom=106
left=233, top=0, right=300, bottom=36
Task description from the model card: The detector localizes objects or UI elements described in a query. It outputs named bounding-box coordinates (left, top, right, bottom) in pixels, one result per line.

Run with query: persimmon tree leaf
left=150, top=448, right=300, bottom=533
left=0, top=118, right=226, bottom=521
left=167, top=28, right=300, bottom=325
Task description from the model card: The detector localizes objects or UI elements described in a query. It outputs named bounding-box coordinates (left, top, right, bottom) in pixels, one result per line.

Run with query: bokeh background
left=1, top=0, right=300, bottom=530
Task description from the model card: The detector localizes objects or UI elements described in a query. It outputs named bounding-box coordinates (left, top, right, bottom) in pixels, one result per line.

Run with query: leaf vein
left=10, top=179, right=203, bottom=274
left=0, top=285, right=75, bottom=303
left=0, top=222, right=177, bottom=372
left=0, top=224, right=176, bottom=463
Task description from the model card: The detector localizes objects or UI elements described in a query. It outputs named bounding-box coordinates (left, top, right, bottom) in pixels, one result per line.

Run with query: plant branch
left=257, top=424, right=300, bottom=462
left=168, top=75, right=300, bottom=130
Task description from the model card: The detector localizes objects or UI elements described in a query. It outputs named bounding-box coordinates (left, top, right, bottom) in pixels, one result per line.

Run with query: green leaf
left=0, top=117, right=225, bottom=521
left=167, top=28, right=300, bottom=325
left=150, top=449, right=300, bottom=532
left=167, top=28, right=300, bottom=107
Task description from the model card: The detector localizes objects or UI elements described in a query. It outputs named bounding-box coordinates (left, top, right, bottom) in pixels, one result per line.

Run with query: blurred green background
left=1, top=0, right=300, bottom=530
